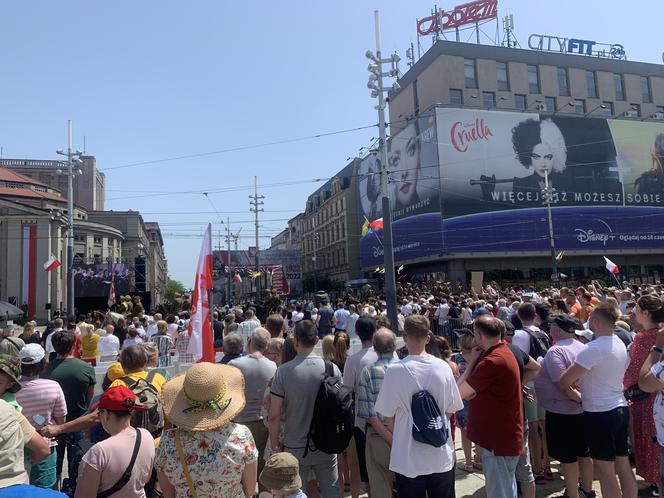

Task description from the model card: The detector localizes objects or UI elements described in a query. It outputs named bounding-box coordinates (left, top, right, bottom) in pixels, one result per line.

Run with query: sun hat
left=162, top=362, right=245, bottom=431
left=94, top=385, right=147, bottom=412
left=0, top=355, right=21, bottom=393
left=259, top=452, right=302, bottom=491
left=19, top=343, right=45, bottom=364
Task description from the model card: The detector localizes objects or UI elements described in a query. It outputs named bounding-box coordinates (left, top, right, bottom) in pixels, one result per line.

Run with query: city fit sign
left=417, top=0, right=498, bottom=36
left=527, top=34, right=626, bottom=60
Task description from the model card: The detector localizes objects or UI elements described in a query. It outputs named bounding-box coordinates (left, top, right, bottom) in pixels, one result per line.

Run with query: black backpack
left=405, top=365, right=448, bottom=447
left=304, top=361, right=354, bottom=457
left=524, top=326, right=551, bottom=360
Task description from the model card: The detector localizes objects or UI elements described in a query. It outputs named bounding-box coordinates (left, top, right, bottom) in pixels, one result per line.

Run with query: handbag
left=625, top=383, right=650, bottom=403
left=175, top=429, right=199, bottom=498
left=97, top=429, right=142, bottom=498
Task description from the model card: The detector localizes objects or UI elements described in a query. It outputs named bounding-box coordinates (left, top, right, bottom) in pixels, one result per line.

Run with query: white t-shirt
left=292, top=312, right=304, bottom=323
left=374, top=355, right=463, bottom=478
left=650, top=361, right=664, bottom=446
left=45, top=328, right=63, bottom=354
left=334, top=309, right=350, bottom=330
left=98, top=334, right=120, bottom=357
left=574, top=334, right=628, bottom=412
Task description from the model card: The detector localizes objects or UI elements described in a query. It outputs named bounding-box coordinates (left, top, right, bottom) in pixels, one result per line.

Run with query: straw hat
left=162, top=362, right=245, bottom=431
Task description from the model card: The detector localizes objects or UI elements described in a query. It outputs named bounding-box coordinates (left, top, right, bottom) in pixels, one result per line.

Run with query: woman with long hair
left=623, top=294, right=664, bottom=496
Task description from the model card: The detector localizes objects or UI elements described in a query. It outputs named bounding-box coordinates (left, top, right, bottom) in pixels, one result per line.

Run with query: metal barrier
left=437, top=318, right=473, bottom=351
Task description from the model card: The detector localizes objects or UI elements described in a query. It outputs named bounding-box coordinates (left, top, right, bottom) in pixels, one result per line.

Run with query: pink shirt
left=79, top=428, right=155, bottom=498
left=16, top=377, right=67, bottom=447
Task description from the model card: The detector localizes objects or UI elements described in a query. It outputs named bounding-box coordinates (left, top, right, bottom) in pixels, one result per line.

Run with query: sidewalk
left=347, top=427, right=648, bottom=497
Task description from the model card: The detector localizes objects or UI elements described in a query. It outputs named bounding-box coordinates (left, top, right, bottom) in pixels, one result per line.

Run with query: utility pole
left=367, top=11, right=401, bottom=332
left=543, top=170, right=559, bottom=285
left=312, top=231, right=319, bottom=294
left=249, top=176, right=264, bottom=301
left=226, top=217, right=232, bottom=306
left=56, top=121, right=83, bottom=317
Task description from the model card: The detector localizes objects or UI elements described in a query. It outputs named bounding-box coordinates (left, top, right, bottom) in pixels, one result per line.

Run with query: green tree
left=164, top=277, right=186, bottom=301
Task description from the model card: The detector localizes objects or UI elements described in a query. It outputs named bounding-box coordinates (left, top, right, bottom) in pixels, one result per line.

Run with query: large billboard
left=436, top=108, right=664, bottom=253
left=358, top=110, right=444, bottom=267
left=72, top=263, right=131, bottom=297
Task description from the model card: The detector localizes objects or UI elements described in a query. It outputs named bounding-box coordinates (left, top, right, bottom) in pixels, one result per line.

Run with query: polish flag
left=43, top=254, right=61, bottom=272
left=369, top=218, right=384, bottom=231
left=604, top=257, right=620, bottom=275
left=107, top=280, right=116, bottom=309
left=187, top=224, right=215, bottom=362
left=233, top=273, right=243, bottom=284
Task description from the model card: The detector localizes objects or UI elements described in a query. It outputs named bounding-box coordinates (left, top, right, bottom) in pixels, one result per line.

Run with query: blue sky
left=1, top=1, right=662, bottom=286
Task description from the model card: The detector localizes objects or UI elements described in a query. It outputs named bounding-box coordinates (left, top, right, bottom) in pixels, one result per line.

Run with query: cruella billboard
left=437, top=108, right=664, bottom=253
left=357, top=107, right=664, bottom=265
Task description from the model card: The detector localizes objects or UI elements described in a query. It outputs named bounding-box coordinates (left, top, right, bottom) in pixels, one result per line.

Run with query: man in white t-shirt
left=334, top=302, right=350, bottom=332
left=560, top=302, right=637, bottom=498
left=375, top=314, right=463, bottom=497
left=146, top=313, right=162, bottom=339
left=238, top=309, right=261, bottom=347
left=345, top=305, right=359, bottom=338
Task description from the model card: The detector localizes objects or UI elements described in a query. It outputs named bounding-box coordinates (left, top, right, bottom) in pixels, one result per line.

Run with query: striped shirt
left=176, top=330, right=194, bottom=364
left=16, top=377, right=67, bottom=447
left=357, top=354, right=398, bottom=423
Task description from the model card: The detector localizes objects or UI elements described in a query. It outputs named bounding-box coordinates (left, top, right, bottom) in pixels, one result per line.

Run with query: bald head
left=373, top=327, right=396, bottom=355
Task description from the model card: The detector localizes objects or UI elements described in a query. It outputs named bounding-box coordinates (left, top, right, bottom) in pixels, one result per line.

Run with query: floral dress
left=155, top=423, right=257, bottom=498
left=623, top=328, right=660, bottom=483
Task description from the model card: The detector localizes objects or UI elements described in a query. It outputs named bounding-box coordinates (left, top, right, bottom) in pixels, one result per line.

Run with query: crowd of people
left=1, top=279, right=664, bottom=497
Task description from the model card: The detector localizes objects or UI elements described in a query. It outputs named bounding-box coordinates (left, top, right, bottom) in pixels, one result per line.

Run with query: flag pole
left=207, top=222, right=214, bottom=354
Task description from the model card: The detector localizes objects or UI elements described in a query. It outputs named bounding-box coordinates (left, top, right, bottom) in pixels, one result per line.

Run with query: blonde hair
left=156, top=320, right=168, bottom=333
left=321, top=335, right=335, bottom=361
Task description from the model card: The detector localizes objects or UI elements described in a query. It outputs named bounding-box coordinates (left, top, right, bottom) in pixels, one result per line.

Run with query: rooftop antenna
left=83, top=136, right=86, bottom=154
left=502, top=14, right=519, bottom=48
left=406, top=42, right=415, bottom=68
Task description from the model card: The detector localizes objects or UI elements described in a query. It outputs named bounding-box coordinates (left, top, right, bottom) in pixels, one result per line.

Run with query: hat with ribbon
left=162, top=362, right=245, bottom=431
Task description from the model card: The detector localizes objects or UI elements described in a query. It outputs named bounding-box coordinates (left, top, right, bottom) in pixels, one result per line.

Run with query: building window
left=544, top=97, right=556, bottom=113
left=496, top=62, right=509, bottom=91
left=641, top=76, right=652, bottom=103
left=514, top=94, right=526, bottom=110
left=574, top=99, right=586, bottom=114
left=557, top=67, right=569, bottom=96
left=483, top=91, right=496, bottom=109
left=655, top=106, right=664, bottom=120
left=614, top=74, right=625, bottom=100
left=624, top=104, right=640, bottom=118
left=586, top=71, right=598, bottom=98
left=464, top=59, right=477, bottom=88
left=602, top=102, right=614, bottom=117
left=527, top=65, right=539, bottom=93
left=449, top=89, right=463, bottom=106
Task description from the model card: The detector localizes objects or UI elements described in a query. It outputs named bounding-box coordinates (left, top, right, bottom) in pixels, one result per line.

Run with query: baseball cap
left=94, top=385, right=147, bottom=412
left=575, top=329, right=594, bottom=342
left=548, top=314, right=583, bottom=334
left=472, top=307, right=490, bottom=319
left=19, top=343, right=45, bottom=364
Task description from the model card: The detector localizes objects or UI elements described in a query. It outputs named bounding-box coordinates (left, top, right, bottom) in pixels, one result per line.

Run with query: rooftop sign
left=527, top=34, right=626, bottom=60
left=417, top=0, right=498, bottom=36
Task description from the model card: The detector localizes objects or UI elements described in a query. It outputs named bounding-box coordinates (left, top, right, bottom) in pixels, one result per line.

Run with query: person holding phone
left=15, top=344, right=67, bottom=489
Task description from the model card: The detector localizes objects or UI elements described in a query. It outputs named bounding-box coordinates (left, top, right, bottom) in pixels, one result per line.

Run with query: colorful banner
left=358, top=110, right=444, bottom=267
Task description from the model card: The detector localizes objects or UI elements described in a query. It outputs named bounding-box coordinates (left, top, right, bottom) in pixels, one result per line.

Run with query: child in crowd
left=259, top=452, right=308, bottom=498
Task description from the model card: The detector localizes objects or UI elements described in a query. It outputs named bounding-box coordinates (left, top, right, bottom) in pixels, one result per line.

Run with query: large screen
left=72, top=263, right=131, bottom=297
left=356, top=108, right=664, bottom=267
left=358, top=110, right=444, bottom=267
left=436, top=108, right=664, bottom=252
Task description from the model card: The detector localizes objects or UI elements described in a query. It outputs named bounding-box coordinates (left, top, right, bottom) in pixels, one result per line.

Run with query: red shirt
left=467, top=341, right=524, bottom=456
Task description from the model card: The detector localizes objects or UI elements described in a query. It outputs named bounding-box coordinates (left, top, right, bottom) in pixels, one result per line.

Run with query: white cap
left=574, top=329, right=594, bottom=342
left=19, top=343, right=45, bottom=364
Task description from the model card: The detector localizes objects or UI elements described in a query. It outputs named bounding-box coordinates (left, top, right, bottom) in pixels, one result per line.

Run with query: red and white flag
left=187, top=224, right=215, bottom=362
left=604, top=256, right=620, bottom=275
left=43, top=254, right=61, bottom=272
left=107, top=280, right=116, bottom=308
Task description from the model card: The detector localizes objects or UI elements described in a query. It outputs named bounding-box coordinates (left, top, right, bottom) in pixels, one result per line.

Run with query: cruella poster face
left=436, top=108, right=625, bottom=218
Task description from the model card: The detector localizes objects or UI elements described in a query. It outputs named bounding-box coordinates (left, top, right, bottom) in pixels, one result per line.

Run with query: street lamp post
left=56, top=121, right=83, bottom=316
left=367, top=10, right=401, bottom=331
left=543, top=170, right=559, bottom=284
